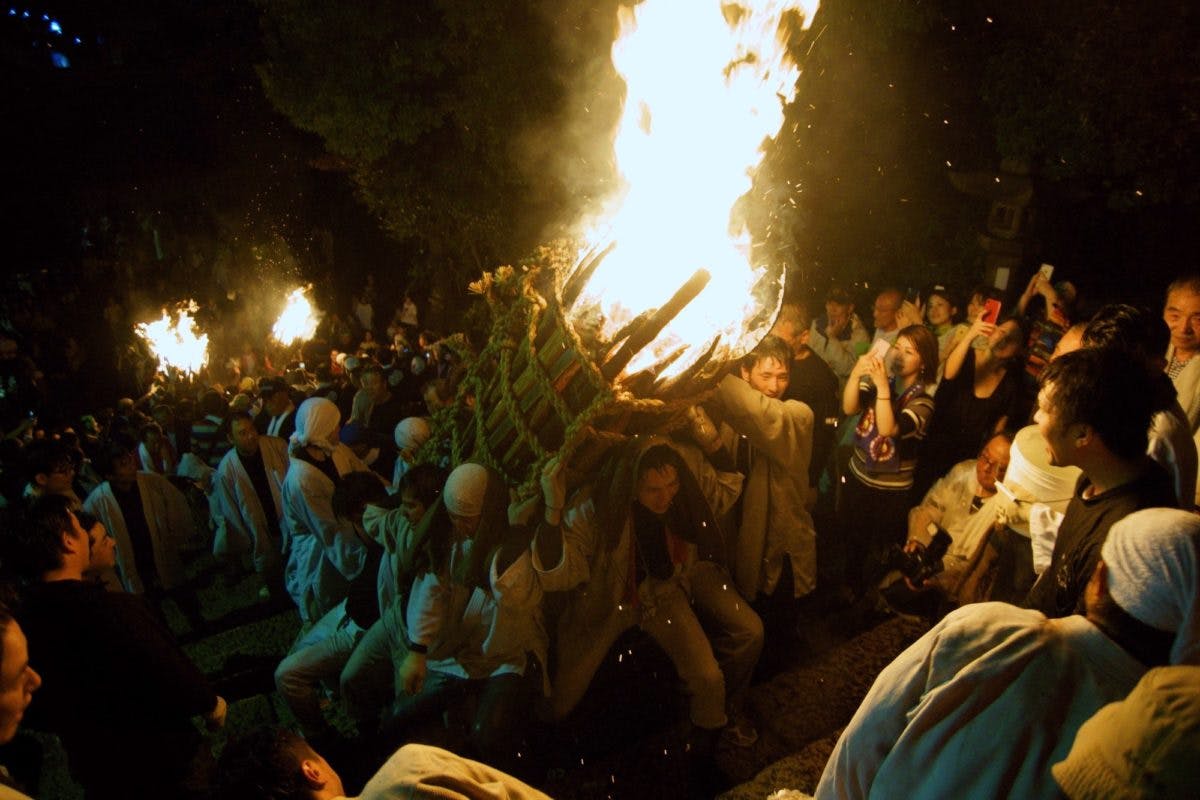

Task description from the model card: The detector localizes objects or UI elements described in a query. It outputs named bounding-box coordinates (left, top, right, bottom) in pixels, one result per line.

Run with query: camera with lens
left=887, top=525, right=952, bottom=585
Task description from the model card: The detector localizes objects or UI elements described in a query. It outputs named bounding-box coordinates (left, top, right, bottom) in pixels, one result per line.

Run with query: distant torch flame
left=570, top=0, right=819, bottom=382
left=135, top=302, right=209, bottom=376
left=272, top=287, right=319, bottom=347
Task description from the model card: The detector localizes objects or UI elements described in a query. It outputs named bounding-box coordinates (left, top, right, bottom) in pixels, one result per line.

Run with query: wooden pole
left=600, top=269, right=711, bottom=382
left=562, top=241, right=616, bottom=307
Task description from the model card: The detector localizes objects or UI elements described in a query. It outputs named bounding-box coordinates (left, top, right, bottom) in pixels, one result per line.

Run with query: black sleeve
left=102, top=594, right=217, bottom=719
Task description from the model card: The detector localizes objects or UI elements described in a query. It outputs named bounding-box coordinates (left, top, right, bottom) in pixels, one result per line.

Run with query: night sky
left=3, top=1, right=1199, bottom=311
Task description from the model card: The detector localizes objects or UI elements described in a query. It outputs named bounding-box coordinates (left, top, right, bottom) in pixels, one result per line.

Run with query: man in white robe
left=214, top=411, right=291, bottom=600
left=815, top=507, right=1200, bottom=800
left=282, top=397, right=372, bottom=623
left=83, top=439, right=194, bottom=595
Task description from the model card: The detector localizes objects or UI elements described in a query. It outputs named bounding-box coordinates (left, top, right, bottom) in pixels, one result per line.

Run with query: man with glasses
left=20, top=439, right=80, bottom=507
left=907, top=431, right=1013, bottom=556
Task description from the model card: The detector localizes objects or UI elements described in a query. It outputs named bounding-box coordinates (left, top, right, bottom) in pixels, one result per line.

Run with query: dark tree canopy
left=257, top=0, right=623, bottom=287
left=752, top=0, right=1200, bottom=296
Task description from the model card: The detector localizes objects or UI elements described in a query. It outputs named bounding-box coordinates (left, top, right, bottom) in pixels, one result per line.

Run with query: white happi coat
left=83, top=472, right=195, bottom=593
left=282, top=444, right=371, bottom=622
left=406, top=544, right=546, bottom=686
left=213, top=435, right=290, bottom=572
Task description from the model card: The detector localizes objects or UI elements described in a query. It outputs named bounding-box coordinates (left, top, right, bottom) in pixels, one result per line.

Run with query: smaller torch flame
left=135, top=302, right=209, bottom=376
left=272, top=287, right=319, bottom=347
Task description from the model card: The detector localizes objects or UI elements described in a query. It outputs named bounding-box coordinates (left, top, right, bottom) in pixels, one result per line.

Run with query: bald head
left=873, top=289, right=903, bottom=333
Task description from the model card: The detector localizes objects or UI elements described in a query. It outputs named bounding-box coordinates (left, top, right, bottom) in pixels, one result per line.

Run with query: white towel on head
left=1101, top=507, right=1200, bottom=665
left=290, top=397, right=342, bottom=455
left=444, top=463, right=488, bottom=517
left=394, top=416, right=432, bottom=451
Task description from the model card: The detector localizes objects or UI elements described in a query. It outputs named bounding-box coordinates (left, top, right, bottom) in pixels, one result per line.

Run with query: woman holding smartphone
left=910, top=314, right=1032, bottom=503
left=839, top=325, right=938, bottom=596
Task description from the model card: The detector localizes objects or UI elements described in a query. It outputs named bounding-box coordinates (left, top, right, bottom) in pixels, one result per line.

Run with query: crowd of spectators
left=0, top=266, right=1198, bottom=799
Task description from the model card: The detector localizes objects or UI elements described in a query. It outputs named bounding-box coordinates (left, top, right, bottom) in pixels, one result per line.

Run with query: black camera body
left=889, top=527, right=952, bottom=585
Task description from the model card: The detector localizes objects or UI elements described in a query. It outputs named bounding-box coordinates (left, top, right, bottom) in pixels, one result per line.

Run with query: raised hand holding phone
left=982, top=299, right=1002, bottom=324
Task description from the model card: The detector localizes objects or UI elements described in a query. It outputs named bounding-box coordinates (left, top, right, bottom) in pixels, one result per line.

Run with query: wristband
left=406, top=639, right=429, bottom=655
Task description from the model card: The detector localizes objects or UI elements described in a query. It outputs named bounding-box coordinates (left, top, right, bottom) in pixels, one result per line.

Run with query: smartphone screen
left=982, top=299, right=1002, bottom=324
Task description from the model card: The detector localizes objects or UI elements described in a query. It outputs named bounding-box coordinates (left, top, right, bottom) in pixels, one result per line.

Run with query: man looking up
left=1024, top=348, right=1175, bottom=618
left=15, top=495, right=225, bottom=799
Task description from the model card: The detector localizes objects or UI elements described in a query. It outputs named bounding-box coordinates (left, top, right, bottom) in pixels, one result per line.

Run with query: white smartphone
left=1038, top=263, right=1055, bottom=282
left=868, top=338, right=891, bottom=360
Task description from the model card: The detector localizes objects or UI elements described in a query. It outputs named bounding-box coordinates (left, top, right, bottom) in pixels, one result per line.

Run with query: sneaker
left=721, top=715, right=759, bottom=748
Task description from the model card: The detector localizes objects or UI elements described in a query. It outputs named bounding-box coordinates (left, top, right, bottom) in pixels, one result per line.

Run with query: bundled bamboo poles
left=427, top=242, right=731, bottom=497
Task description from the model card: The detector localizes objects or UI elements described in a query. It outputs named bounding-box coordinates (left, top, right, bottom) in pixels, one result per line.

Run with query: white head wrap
left=1101, top=508, right=1200, bottom=665
left=290, top=397, right=342, bottom=455
left=443, top=463, right=488, bottom=517
left=394, top=417, right=432, bottom=451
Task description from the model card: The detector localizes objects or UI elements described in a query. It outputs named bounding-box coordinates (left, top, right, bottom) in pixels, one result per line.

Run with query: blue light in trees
left=49, top=20, right=61, bottom=34
left=21, top=10, right=29, bottom=17
left=50, top=51, right=69, bottom=68
left=73, top=35, right=80, bottom=44
left=8, top=9, right=15, bottom=16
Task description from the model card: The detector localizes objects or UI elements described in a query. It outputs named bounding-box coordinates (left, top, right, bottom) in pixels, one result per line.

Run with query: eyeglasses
left=977, top=453, right=1008, bottom=476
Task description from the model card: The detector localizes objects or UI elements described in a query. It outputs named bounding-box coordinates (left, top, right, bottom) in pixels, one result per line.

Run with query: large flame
left=135, top=302, right=209, bottom=376
left=271, top=287, right=320, bottom=347
left=569, top=0, right=818, bottom=382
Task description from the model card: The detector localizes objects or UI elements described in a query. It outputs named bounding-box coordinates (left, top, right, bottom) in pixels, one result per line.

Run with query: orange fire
left=271, top=286, right=320, bottom=347
left=569, top=0, right=819, bottom=383
left=135, top=302, right=210, bottom=376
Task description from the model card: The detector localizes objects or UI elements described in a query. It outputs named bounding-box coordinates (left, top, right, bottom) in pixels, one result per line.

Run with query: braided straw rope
left=419, top=246, right=715, bottom=497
